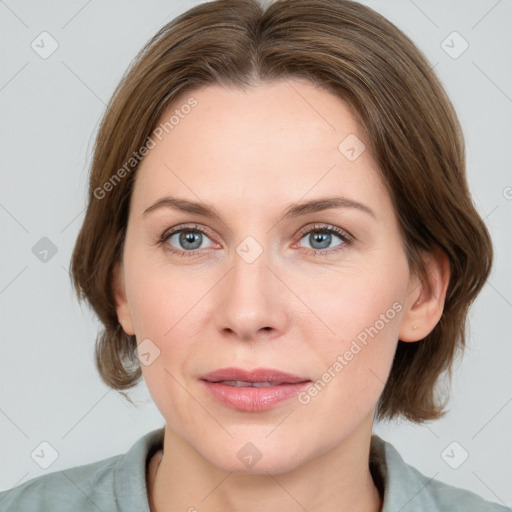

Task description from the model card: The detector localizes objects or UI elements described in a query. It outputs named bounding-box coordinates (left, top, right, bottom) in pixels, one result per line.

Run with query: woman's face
left=115, top=79, right=423, bottom=473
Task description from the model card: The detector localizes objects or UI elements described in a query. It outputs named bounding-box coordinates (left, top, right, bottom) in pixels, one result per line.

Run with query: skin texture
left=113, top=79, right=450, bottom=512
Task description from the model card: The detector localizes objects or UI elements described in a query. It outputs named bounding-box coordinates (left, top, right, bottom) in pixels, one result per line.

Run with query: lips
left=199, top=368, right=311, bottom=412
left=200, top=367, right=310, bottom=385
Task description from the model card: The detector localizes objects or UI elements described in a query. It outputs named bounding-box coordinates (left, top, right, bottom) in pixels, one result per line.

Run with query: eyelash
left=159, top=223, right=354, bottom=258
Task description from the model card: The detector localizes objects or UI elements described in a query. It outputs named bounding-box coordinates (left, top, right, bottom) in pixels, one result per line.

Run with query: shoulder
left=0, top=427, right=165, bottom=512
left=0, top=455, right=120, bottom=512
left=371, top=435, right=510, bottom=512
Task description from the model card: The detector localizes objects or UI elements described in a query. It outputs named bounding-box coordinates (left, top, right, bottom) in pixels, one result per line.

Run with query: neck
left=147, top=419, right=382, bottom=512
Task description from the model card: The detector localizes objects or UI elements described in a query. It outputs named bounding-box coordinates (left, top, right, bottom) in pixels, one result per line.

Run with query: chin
left=197, top=434, right=313, bottom=476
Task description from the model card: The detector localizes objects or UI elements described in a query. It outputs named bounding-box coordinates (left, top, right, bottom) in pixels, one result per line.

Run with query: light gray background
left=1, top=0, right=511, bottom=506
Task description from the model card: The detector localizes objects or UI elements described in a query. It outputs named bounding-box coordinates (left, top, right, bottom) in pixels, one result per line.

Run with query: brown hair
left=70, top=0, right=492, bottom=422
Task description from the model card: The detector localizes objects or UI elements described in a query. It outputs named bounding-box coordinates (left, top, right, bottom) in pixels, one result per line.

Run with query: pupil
left=311, top=232, right=330, bottom=249
left=180, top=231, right=202, bottom=250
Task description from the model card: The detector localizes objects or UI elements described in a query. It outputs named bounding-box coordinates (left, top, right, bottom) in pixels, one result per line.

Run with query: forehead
left=132, top=79, right=389, bottom=216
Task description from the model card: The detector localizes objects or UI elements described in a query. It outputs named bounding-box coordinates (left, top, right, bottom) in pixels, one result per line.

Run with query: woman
left=0, top=0, right=507, bottom=510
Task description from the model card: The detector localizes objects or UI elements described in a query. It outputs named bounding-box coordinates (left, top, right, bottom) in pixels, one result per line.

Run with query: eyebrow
left=142, top=196, right=376, bottom=220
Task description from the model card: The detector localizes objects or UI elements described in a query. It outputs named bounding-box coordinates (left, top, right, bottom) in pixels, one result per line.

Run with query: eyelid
left=295, top=223, right=353, bottom=244
left=160, top=223, right=217, bottom=244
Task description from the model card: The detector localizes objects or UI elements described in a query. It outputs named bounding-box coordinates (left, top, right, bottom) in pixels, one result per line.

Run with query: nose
left=214, top=242, right=289, bottom=341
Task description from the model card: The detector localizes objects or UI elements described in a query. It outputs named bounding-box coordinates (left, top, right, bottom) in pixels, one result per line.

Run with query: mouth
left=211, top=380, right=288, bottom=387
left=199, top=367, right=311, bottom=412
left=200, top=367, right=310, bottom=385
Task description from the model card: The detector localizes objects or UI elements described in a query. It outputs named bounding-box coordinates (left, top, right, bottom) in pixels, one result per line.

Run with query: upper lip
left=200, top=367, right=310, bottom=384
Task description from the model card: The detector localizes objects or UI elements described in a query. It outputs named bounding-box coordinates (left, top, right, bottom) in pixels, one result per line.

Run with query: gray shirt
left=0, top=428, right=508, bottom=511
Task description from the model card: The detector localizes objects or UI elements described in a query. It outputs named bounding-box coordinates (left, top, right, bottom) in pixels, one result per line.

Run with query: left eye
left=297, top=227, right=347, bottom=251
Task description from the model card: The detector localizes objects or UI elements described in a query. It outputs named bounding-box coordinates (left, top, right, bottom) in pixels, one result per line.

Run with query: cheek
left=298, top=264, right=406, bottom=345
left=124, top=247, right=197, bottom=337
left=295, top=260, right=408, bottom=404
left=123, top=252, right=210, bottom=389
left=129, top=267, right=199, bottom=426
left=128, top=275, right=198, bottom=372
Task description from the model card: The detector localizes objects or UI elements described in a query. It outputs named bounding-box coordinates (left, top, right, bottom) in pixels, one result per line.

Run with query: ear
left=112, top=260, right=135, bottom=336
left=399, top=245, right=450, bottom=342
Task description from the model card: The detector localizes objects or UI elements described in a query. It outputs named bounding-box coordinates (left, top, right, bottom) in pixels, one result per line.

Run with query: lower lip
left=201, top=380, right=311, bottom=412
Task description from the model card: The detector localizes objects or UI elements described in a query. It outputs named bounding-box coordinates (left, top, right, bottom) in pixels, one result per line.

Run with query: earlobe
left=399, top=246, right=450, bottom=343
left=112, top=260, right=135, bottom=336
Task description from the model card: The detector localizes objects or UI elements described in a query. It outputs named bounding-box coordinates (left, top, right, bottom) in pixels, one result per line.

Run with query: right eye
left=160, top=224, right=217, bottom=256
